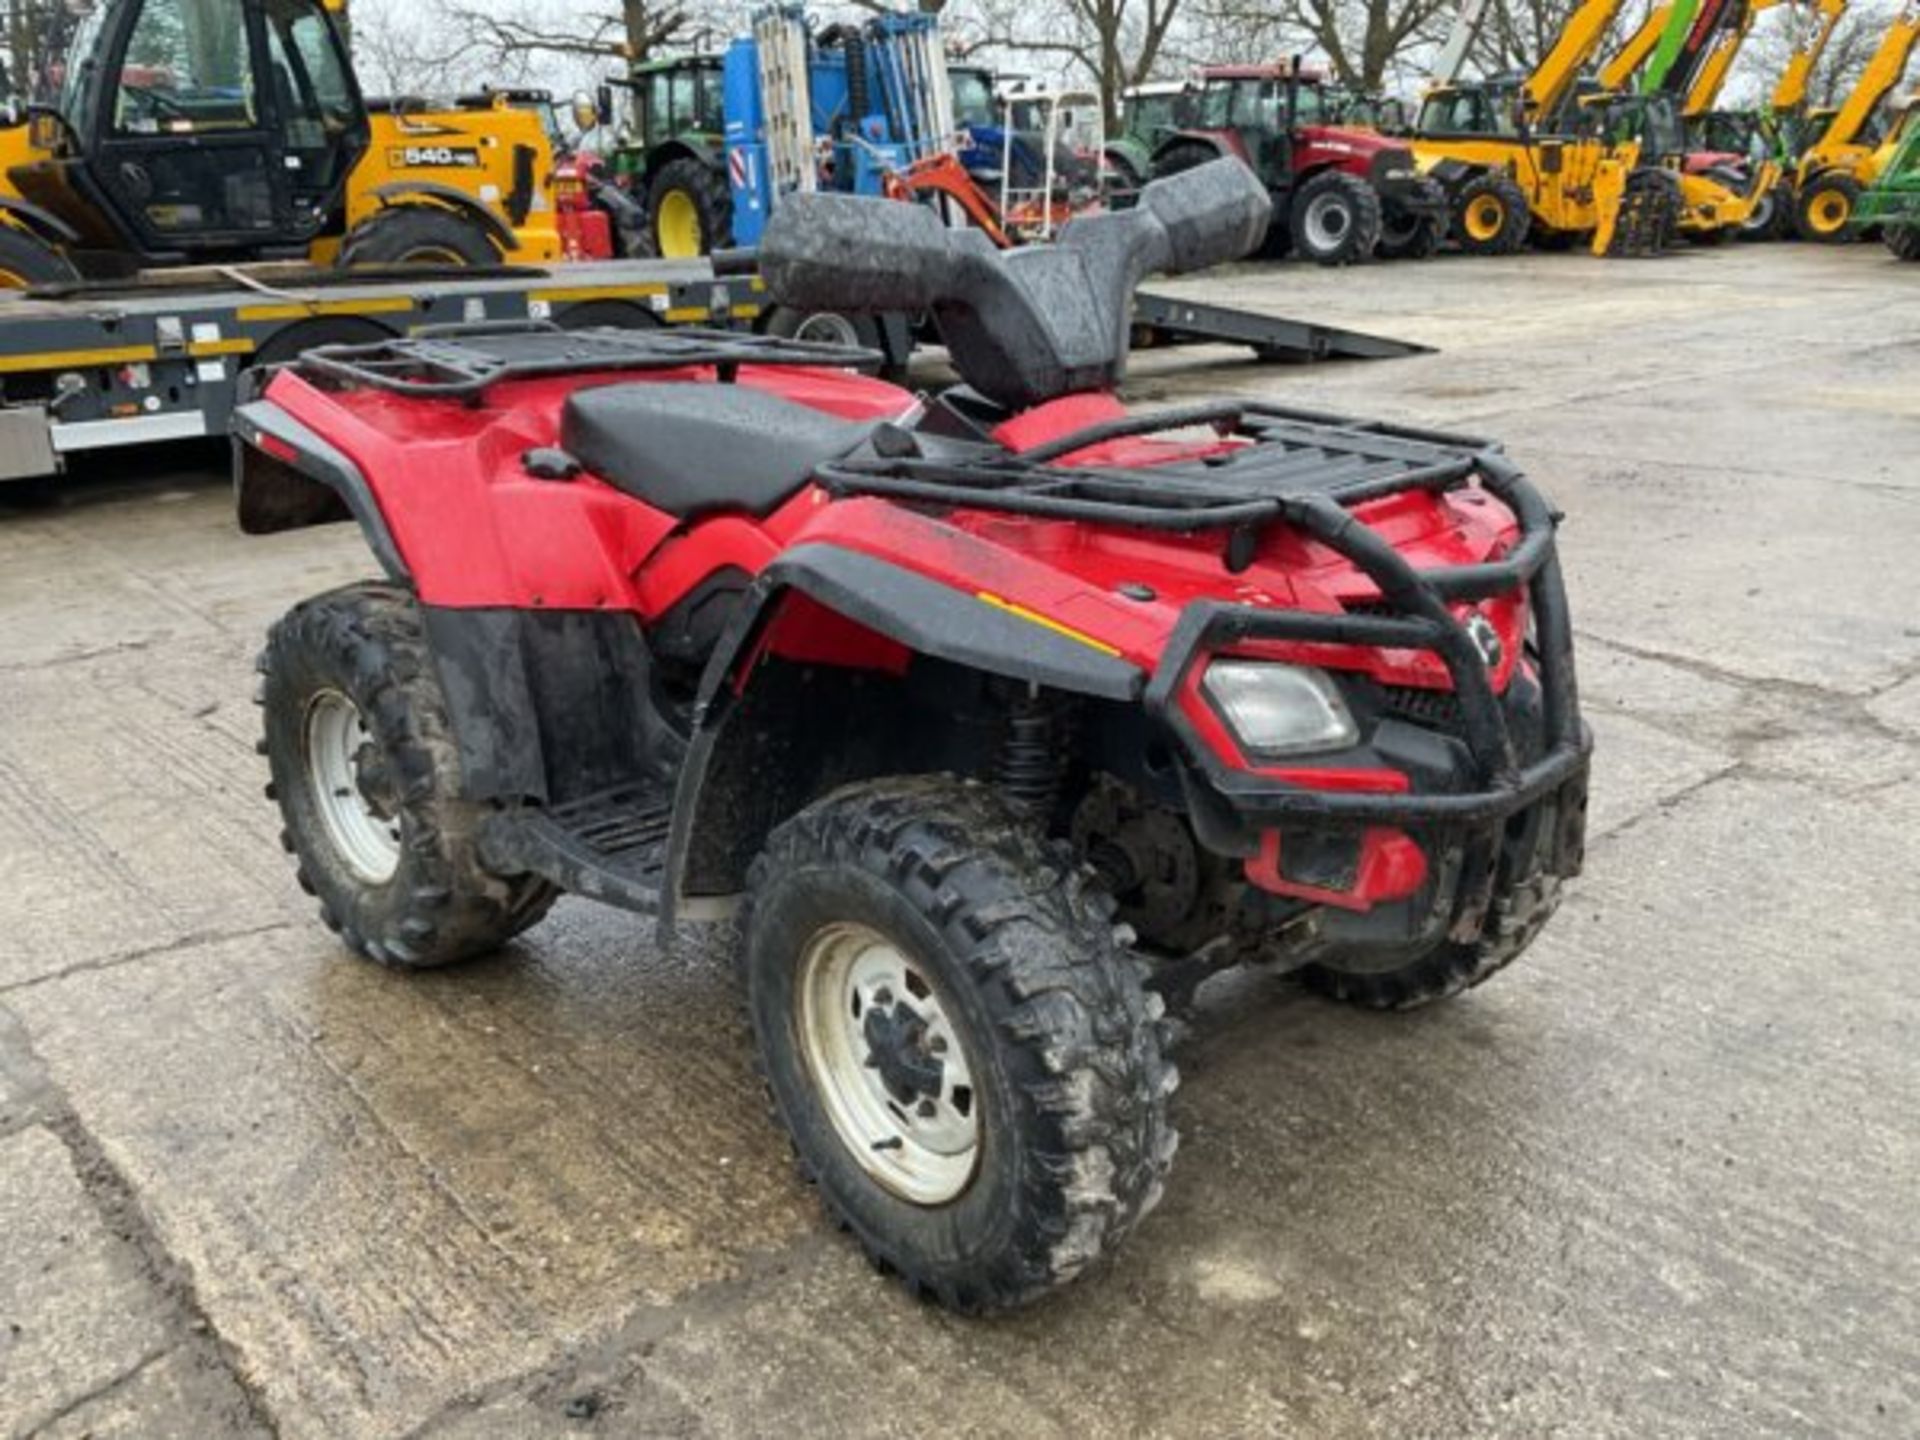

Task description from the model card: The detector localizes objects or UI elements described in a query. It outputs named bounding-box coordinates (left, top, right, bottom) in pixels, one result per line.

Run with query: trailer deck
left=0, top=259, right=764, bottom=480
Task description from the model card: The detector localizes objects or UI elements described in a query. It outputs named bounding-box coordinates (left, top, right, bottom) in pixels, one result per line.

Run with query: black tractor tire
left=1739, top=185, right=1786, bottom=240
left=1887, top=225, right=1920, bottom=262
left=1794, top=173, right=1862, bottom=243
left=648, top=156, right=732, bottom=258
left=1289, top=170, right=1382, bottom=265
left=739, top=775, right=1178, bottom=1313
left=258, top=582, right=557, bottom=968
left=1604, top=167, right=1681, bottom=257
left=1451, top=171, right=1531, bottom=255
left=1302, top=873, right=1564, bottom=1011
left=1376, top=178, right=1444, bottom=260
left=339, top=206, right=500, bottom=267
left=0, top=224, right=78, bottom=288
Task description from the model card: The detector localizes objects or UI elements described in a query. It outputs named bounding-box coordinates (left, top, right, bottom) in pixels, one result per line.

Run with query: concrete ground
left=1, top=241, right=1916, bottom=1439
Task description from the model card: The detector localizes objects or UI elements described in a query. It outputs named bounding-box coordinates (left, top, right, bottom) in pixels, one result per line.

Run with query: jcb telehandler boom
left=1792, top=0, right=1920, bottom=238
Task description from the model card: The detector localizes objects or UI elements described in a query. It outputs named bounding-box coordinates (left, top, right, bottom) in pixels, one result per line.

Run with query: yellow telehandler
left=1410, top=0, right=1668, bottom=256
left=1791, top=0, right=1920, bottom=239
left=0, top=0, right=575, bottom=285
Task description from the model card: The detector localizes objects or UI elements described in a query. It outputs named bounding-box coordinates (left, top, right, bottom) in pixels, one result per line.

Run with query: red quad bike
left=238, top=160, right=1590, bottom=1313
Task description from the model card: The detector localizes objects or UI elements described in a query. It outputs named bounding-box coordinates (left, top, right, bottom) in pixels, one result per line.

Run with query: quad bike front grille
left=1377, top=684, right=1467, bottom=734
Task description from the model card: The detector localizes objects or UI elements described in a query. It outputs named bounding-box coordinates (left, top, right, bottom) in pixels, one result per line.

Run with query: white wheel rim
left=796, top=922, right=981, bottom=1205
left=791, top=311, right=860, bottom=347
left=1305, top=193, right=1351, bottom=252
left=305, top=690, right=401, bottom=885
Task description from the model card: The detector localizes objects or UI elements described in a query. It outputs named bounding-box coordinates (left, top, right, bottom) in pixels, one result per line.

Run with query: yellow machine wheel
left=1463, top=195, right=1505, bottom=242
left=1451, top=173, right=1531, bottom=256
left=647, top=157, right=732, bottom=258
left=339, top=206, right=500, bottom=267
left=0, top=224, right=78, bottom=288
left=655, top=189, right=702, bottom=257
left=1795, top=174, right=1862, bottom=243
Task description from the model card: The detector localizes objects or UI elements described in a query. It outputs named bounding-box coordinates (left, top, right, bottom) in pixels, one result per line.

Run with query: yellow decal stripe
left=975, top=591, right=1122, bottom=656
left=0, top=345, right=155, bottom=373
left=529, top=283, right=670, bottom=302
left=237, top=298, right=417, bottom=321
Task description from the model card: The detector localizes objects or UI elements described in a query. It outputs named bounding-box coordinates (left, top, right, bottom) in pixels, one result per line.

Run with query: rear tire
left=1889, top=225, right=1920, bottom=261
left=763, top=303, right=887, bottom=377
left=1451, top=172, right=1531, bottom=255
left=340, top=206, right=499, bottom=267
left=1795, top=173, right=1861, bottom=243
left=1739, top=186, right=1784, bottom=240
left=649, top=156, right=732, bottom=257
left=739, top=775, right=1177, bottom=1312
left=259, top=583, right=556, bottom=968
left=0, top=224, right=77, bottom=288
left=1290, top=170, right=1382, bottom=266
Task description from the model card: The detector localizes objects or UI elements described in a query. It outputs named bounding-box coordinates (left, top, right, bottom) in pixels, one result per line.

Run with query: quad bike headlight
left=1202, top=661, right=1359, bottom=758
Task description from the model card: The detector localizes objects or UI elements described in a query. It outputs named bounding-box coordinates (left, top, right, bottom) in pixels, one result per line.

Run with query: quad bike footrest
left=479, top=781, right=673, bottom=915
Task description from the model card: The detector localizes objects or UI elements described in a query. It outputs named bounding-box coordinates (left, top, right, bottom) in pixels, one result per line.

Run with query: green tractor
left=1105, top=82, right=1194, bottom=192
left=1854, top=99, right=1920, bottom=260
left=612, top=55, right=731, bottom=258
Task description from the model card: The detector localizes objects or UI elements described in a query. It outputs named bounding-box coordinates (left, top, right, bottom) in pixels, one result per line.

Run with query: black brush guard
left=819, top=400, right=1591, bottom=829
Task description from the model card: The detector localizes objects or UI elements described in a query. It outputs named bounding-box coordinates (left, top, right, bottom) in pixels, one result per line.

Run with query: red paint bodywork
left=263, top=360, right=1528, bottom=911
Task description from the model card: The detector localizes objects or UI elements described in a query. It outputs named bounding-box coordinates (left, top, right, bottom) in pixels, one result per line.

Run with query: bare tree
left=432, top=0, right=701, bottom=71
left=0, top=0, right=82, bottom=105
left=971, top=0, right=1189, bottom=126
left=1720, top=0, right=1902, bottom=109
left=1468, top=0, right=1597, bottom=76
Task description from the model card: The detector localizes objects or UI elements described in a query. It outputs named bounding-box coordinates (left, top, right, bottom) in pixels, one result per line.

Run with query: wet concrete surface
left=0, top=243, right=1916, bottom=1437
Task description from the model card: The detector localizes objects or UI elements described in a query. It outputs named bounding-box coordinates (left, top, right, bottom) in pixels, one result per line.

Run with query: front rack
left=819, top=401, right=1504, bottom=541
left=827, top=399, right=1585, bottom=828
left=291, top=320, right=883, bottom=400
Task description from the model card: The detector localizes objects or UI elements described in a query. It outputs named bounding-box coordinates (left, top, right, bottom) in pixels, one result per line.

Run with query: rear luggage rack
left=291, top=320, right=883, bottom=399
left=819, top=401, right=1502, bottom=537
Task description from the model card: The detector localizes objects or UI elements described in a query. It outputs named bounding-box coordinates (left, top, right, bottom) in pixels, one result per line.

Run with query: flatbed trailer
left=0, top=254, right=1427, bottom=484
left=0, top=259, right=763, bottom=483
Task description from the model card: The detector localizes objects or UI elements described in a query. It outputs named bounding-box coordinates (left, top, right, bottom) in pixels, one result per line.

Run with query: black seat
left=560, top=382, right=880, bottom=520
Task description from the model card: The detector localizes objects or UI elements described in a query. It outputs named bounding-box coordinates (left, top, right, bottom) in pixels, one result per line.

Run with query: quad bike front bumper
left=1143, top=445, right=1591, bottom=950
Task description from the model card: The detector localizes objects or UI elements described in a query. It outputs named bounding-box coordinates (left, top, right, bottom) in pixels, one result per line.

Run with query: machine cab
left=18, top=0, right=369, bottom=260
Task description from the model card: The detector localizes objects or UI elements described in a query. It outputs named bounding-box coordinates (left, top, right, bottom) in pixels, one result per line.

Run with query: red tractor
left=1153, top=62, right=1447, bottom=264
left=237, top=161, right=1589, bottom=1311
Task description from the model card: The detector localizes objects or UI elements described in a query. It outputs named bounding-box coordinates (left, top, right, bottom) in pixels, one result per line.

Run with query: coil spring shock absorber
left=997, top=687, right=1073, bottom=818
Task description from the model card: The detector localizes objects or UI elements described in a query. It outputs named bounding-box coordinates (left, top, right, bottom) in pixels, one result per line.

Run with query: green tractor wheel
left=648, top=157, right=733, bottom=258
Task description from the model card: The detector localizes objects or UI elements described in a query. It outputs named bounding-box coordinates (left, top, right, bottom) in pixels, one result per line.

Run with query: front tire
left=1290, top=170, right=1382, bottom=265
left=0, top=224, right=78, bottom=288
left=740, top=776, right=1177, bottom=1312
left=259, top=583, right=555, bottom=967
left=339, top=206, right=500, bottom=267
left=1888, top=225, right=1920, bottom=262
left=1452, top=172, right=1531, bottom=255
left=1795, top=173, right=1861, bottom=243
